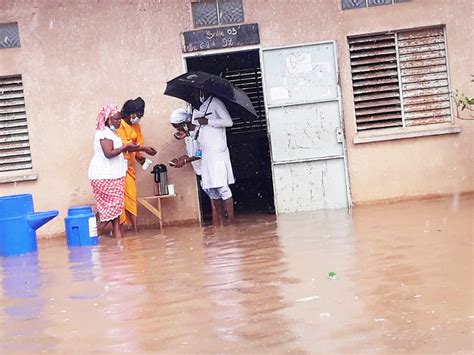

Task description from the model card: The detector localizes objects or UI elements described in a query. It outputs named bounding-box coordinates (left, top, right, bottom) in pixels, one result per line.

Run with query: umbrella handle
left=194, top=125, right=201, bottom=140
left=193, top=96, right=213, bottom=141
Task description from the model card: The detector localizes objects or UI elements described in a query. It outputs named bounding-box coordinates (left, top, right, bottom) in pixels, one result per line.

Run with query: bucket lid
left=67, top=206, right=93, bottom=216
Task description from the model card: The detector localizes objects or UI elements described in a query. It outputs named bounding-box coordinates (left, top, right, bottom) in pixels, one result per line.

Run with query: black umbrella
left=164, top=71, right=258, bottom=120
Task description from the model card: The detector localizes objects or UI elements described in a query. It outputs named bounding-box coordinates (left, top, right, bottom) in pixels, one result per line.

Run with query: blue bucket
left=64, top=206, right=99, bottom=247
left=0, top=194, right=58, bottom=257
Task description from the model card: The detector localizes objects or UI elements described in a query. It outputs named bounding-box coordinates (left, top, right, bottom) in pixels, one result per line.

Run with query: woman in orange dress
left=116, top=97, right=156, bottom=233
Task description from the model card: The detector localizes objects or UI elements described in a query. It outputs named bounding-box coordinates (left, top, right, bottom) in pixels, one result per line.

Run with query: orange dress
left=116, top=121, right=144, bottom=225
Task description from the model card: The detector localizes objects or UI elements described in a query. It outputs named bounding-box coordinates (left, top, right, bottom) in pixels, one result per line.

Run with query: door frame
left=259, top=40, right=352, bottom=213
left=181, top=45, right=271, bottom=222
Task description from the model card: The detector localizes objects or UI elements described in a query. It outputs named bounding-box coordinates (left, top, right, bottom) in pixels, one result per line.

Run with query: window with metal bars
left=0, top=22, right=21, bottom=49
left=223, top=68, right=266, bottom=135
left=348, top=26, right=452, bottom=131
left=342, top=0, right=411, bottom=11
left=191, top=0, right=244, bottom=28
left=0, top=75, right=33, bottom=174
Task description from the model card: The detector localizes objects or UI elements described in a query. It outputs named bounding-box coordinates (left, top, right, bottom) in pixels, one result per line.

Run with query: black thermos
left=151, top=164, right=169, bottom=195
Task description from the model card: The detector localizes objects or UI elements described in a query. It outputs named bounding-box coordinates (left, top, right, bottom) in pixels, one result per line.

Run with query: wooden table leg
left=157, top=197, right=163, bottom=230
left=137, top=197, right=163, bottom=230
left=137, top=195, right=174, bottom=231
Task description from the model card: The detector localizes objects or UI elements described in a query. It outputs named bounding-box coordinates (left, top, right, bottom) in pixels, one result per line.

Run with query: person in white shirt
left=194, top=91, right=235, bottom=225
left=88, top=104, right=139, bottom=239
left=169, top=108, right=202, bottom=174
left=169, top=108, right=226, bottom=225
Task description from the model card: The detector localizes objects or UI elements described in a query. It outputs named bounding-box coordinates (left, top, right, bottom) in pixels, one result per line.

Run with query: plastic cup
left=142, top=158, right=152, bottom=170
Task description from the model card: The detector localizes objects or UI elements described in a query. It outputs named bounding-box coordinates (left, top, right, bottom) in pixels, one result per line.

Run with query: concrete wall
left=247, top=0, right=473, bottom=203
left=338, top=0, right=473, bottom=202
left=1, top=0, right=472, bottom=236
left=0, top=0, right=202, bottom=236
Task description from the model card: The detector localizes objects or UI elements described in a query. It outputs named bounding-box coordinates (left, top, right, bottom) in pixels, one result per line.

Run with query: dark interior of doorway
left=186, top=49, right=275, bottom=223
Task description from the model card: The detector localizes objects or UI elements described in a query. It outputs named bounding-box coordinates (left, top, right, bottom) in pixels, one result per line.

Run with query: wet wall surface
left=0, top=196, right=472, bottom=353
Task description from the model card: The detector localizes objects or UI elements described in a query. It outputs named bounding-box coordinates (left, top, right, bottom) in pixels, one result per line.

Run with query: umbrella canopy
left=164, top=71, right=258, bottom=120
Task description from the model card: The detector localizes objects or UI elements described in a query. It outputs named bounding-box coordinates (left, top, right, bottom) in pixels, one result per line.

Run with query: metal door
left=262, top=41, right=350, bottom=213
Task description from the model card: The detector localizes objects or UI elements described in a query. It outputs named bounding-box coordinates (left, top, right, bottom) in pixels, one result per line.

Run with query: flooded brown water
left=0, top=196, right=472, bottom=353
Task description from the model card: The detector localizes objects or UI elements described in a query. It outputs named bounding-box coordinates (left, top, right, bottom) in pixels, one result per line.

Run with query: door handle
left=336, top=127, right=344, bottom=143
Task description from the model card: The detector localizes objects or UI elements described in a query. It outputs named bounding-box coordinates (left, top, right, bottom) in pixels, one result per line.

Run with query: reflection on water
left=0, top=253, right=51, bottom=352
left=68, top=247, right=97, bottom=283
left=0, top=196, right=472, bottom=353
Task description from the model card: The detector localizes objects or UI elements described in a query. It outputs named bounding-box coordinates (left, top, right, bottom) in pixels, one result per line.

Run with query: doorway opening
left=186, top=49, right=275, bottom=223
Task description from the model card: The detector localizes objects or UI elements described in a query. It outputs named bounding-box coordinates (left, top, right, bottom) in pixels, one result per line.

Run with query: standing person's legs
left=223, top=197, right=234, bottom=224
left=212, top=199, right=226, bottom=226
left=130, top=214, right=138, bottom=233
left=204, top=188, right=225, bottom=226
left=111, top=217, right=123, bottom=238
left=121, top=174, right=139, bottom=233
left=96, top=212, right=110, bottom=236
left=123, top=210, right=138, bottom=233
left=91, top=177, right=126, bottom=238
left=210, top=200, right=221, bottom=226
left=210, top=186, right=233, bottom=225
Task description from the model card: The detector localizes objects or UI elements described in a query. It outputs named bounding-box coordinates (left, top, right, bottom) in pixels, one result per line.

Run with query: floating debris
left=296, top=296, right=320, bottom=302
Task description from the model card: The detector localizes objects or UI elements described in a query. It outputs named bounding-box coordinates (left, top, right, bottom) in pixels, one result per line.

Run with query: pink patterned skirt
left=90, top=177, right=125, bottom=222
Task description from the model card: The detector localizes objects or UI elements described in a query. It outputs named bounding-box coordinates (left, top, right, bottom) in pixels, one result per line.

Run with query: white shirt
left=88, top=128, right=128, bottom=180
left=195, top=97, right=235, bottom=189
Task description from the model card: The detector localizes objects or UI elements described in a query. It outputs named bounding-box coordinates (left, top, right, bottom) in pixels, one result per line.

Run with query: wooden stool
left=137, top=194, right=177, bottom=230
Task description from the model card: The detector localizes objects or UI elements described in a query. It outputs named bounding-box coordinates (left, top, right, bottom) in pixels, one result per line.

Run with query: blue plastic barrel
left=0, top=194, right=58, bottom=257
left=64, top=206, right=99, bottom=247
left=0, top=194, right=34, bottom=217
left=0, top=216, right=38, bottom=256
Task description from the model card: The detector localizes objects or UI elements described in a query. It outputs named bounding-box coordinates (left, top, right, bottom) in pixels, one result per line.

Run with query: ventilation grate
left=348, top=26, right=451, bottom=131
left=223, top=68, right=267, bottom=134
left=398, top=27, right=451, bottom=126
left=349, top=33, right=403, bottom=131
left=0, top=75, right=33, bottom=172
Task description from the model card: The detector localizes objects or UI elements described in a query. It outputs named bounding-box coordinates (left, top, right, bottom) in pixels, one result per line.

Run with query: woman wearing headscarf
left=88, top=104, right=139, bottom=239
left=116, top=97, right=157, bottom=232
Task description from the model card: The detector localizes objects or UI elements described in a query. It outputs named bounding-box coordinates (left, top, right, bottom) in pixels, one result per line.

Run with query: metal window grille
left=348, top=26, right=451, bottom=131
left=192, top=1, right=218, bottom=27
left=0, top=22, right=21, bottom=49
left=223, top=68, right=266, bottom=134
left=219, top=0, right=244, bottom=25
left=349, top=33, right=403, bottom=130
left=192, top=0, right=244, bottom=28
left=342, top=0, right=367, bottom=10
left=398, top=27, right=451, bottom=126
left=0, top=75, right=33, bottom=172
left=342, top=0, right=411, bottom=10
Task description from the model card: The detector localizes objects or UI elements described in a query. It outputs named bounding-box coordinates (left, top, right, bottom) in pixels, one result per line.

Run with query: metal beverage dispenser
left=151, top=164, right=168, bottom=195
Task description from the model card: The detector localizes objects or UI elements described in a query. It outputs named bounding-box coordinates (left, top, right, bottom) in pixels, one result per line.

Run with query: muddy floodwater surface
left=0, top=196, right=472, bottom=353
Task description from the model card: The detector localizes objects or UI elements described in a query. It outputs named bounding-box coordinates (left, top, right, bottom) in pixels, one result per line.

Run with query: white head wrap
left=170, top=108, right=191, bottom=124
